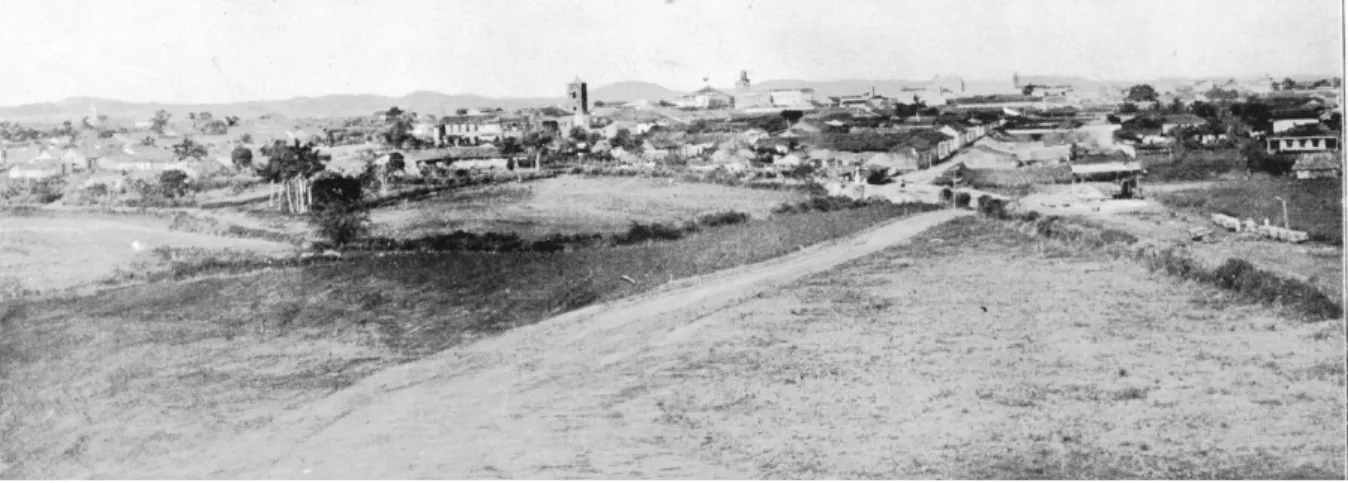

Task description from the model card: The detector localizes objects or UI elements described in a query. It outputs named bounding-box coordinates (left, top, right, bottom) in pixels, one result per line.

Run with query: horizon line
left=2, top=72, right=1342, bottom=111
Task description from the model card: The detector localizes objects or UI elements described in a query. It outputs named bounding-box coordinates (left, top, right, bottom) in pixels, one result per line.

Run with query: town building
left=674, top=86, right=734, bottom=109
left=769, top=88, right=815, bottom=108
left=1291, top=152, right=1341, bottom=179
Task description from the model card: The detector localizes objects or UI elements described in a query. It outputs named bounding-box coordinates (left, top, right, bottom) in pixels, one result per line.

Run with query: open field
left=22, top=215, right=1337, bottom=479
left=366, top=176, right=810, bottom=239
left=0, top=212, right=295, bottom=298
left=1151, top=177, right=1343, bottom=244
left=0, top=202, right=940, bottom=479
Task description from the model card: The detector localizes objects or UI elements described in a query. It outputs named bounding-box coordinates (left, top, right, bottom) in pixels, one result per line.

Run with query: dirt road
left=142, top=209, right=972, bottom=479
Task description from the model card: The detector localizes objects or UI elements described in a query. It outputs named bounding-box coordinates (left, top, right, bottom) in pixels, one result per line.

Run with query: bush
left=308, top=174, right=368, bottom=247
left=954, top=191, right=972, bottom=208
left=697, top=211, right=751, bottom=228
left=159, top=170, right=191, bottom=199
left=615, top=222, right=688, bottom=246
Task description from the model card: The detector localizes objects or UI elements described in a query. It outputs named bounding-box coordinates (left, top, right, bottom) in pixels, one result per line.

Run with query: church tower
left=566, top=77, right=589, bottom=116
left=736, top=70, right=751, bottom=92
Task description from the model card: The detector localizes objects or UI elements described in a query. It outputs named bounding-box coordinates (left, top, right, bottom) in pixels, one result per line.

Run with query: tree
left=158, top=170, right=191, bottom=199
left=231, top=146, right=254, bottom=170
left=1192, top=102, right=1218, bottom=119
left=593, top=101, right=606, bottom=107
left=172, top=137, right=208, bottom=160
left=239, top=133, right=254, bottom=144
left=569, top=126, right=589, bottom=143
left=780, top=110, right=804, bottom=126
left=455, top=108, right=469, bottom=115
left=308, top=174, right=368, bottom=248
left=385, top=106, right=404, bottom=121
left=225, top=116, right=240, bottom=127
left=1280, top=77, right=1297, bottom=91
left=1126, top=84, right=1158, bottom=102
left=1106, top=114, right=1122, bottom=124
left=257, top=140, right=327, bottom=213
left=522, top=131, right=553, bottom=175
left=151, top=110, right=171, bottom=134
left=1169, top=98, right=1184, bottom=114
left=499, top=136, right=523, bottom=156
left=1119, top=102, right=1139, bottom=114
left=611, top=128, right=636, bottom=151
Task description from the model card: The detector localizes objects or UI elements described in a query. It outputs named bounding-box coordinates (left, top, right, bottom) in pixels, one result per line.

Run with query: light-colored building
left=674, top=86, right=734, bottom=109
left=1266, top=135, right=1339, bottom=154
left=770, top=88, right=815, bottom=107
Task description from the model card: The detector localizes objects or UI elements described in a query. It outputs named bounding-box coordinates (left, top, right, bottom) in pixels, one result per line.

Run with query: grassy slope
left=366, top=176, right=808, bottom=240
left=638, top=217, right=1345, bottom=479
left=0, top=202, right=935, bottom=478
left=1152, top=177, right=1343, bottom=244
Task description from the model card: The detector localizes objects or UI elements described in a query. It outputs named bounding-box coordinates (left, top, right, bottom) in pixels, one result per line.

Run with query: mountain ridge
left=2, top=74, right=1338, bottom=123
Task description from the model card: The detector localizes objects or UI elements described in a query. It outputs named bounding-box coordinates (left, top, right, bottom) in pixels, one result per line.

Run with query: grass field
left=1151, top=177, right=1343, bottom=244
left=0, top=213, right=295, bottom=298
left=0, top=202, right=938, bottom=478
left=629, top=217, right=1344, bottom=478
left=366, top=176, right=809, bottom=239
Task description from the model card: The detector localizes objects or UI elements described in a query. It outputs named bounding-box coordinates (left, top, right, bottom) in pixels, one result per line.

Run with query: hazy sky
left=0, top=0, right=1342, bottom=105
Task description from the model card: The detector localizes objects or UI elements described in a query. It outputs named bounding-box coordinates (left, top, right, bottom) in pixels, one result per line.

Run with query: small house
left=1292, top=152, right=1342, bottom=179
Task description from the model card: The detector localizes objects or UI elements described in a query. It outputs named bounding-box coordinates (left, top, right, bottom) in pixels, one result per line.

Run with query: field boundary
left=970, top=205, right=1343, bottom=321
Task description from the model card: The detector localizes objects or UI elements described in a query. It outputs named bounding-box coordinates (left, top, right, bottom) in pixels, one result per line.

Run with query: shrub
left=615, top=222, right=688, bottom=246
left=159, top=170, right=191, bottom=199
left=308, top=174, right=368, bottom=247
left=697, top=211, right=751, bottom=228
left=940, top=188, right=953, bottom=202
left=954, top=191, right=972, bottom=208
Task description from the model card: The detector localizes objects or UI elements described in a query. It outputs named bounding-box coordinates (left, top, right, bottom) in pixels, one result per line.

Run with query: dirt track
left=135, top=209, right=973, bottom=479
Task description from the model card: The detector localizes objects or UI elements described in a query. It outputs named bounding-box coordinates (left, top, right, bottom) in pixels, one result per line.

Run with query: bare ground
left=88, top=214, right=1344, bottom=479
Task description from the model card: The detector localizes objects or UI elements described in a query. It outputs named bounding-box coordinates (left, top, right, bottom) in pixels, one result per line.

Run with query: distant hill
left=0, top=93, right=567, bottom=124
left=6, top=73, right=1339, bottom=124
left=589, top=82, right=684, bottom=103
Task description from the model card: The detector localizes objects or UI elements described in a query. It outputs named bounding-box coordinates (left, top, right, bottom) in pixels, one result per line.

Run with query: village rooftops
left=769, top=87, right=816, bottom=93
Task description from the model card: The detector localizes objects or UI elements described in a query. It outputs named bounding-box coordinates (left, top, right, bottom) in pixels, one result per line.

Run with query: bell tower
left=567, top=77, right=589, bottom=116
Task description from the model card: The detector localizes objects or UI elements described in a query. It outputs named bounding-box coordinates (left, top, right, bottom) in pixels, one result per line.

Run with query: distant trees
left=780, top=110, right=805, bottom=126
left=1192, top=102, right=1218, bottom=119
left=1126, top=84, right=1158, bottom=102
left=455, top=108, right=469, bottom=115
left=172, top=137, right=208, bottom=160
left=150, top=110, right=171, bottom=134
left=1204, top=87, right=1239, bottom=101
left=1119, top=102, right=1139, bottom=114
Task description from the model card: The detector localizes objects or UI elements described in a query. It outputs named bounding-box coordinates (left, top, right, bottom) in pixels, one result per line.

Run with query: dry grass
left=624, top=217, right=1345, bottom=479
left=0, top=202, right=936, bottom=478
left=366, top=175, right=808, bottom=239
left=0, top=213, right=294, bottom=298
left=1152, top=177, right=1343, bottom=244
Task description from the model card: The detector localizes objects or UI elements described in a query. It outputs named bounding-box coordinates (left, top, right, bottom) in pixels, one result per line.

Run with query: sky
left=0, top=0, right=1342, bottom=105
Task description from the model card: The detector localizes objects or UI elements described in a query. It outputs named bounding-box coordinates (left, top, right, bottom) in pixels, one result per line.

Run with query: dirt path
left=139, top=209, right=972, bottom=479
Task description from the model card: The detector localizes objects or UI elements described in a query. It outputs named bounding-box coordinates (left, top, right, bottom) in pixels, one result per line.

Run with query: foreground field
left=8, top=215, right=1339, bottom=479
left=0, top=212, right=295, bottom=298
left=367, top=176, right=809, bottom=239
left=0, top=202, right=939, bottom=478
left=204, top=217, right=1344, bottom=478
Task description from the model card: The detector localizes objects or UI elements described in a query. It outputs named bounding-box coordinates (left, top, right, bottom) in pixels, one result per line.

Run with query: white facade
left=770, top=89, right=815, bottom=107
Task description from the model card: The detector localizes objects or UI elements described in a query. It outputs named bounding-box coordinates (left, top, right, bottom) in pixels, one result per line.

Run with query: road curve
left=163, top=209, right=972, bottom=480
